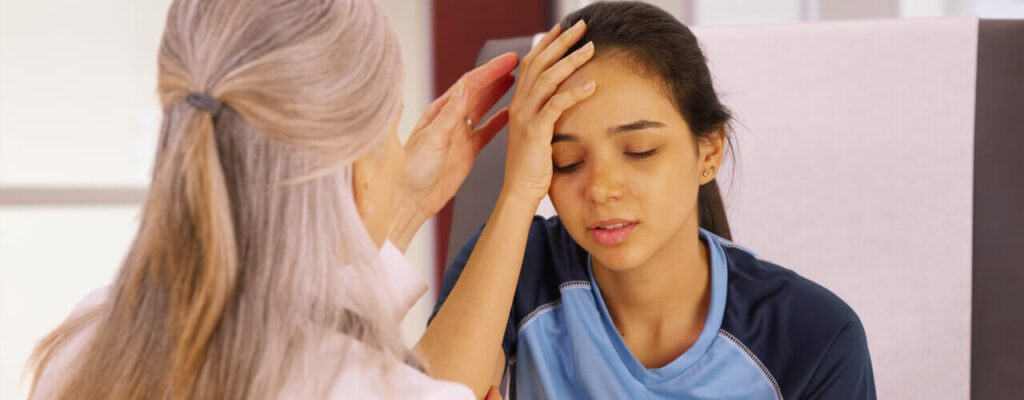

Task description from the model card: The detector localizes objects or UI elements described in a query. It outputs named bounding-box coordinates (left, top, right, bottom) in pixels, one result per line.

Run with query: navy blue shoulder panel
left=719, top=245, right=876, bottom=399
left=429, top=216, right=588, bottom=358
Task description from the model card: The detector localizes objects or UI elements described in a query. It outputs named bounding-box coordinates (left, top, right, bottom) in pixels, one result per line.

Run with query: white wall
left=0, top=0, right=167, bottom=187
left=696, top=18, right=978, bottom=399
left=377, top=0, right=437, bottom=349
left=0, top=2, right=171, bottom=398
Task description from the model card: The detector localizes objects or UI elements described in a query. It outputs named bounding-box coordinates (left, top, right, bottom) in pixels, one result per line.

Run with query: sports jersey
left=430, top=216, right=876, bottom=399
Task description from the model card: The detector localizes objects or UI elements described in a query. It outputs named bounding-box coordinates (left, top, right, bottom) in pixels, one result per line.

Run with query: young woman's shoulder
left=719, top=243, right=859, bottom=333
left=717, top=242, right=876, bottom=399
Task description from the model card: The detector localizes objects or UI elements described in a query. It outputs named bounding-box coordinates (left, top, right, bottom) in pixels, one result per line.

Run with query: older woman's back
left=33, top=245, right=473, bottom=399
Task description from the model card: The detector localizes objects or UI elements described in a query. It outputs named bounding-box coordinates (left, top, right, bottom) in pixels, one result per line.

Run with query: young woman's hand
left=387, top=53, right=518, bottom=251
left=502, top=21, right=596, bottom=204
left=415, top=25, right=598, bottom=396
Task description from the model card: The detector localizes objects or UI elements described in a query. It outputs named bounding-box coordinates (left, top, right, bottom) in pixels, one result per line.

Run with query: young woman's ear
left=698, top=127, right=726, bottom=185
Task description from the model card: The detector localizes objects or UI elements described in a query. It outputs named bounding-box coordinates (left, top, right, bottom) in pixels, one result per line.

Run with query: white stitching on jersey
left=515, top=281, right=590, bottom=333
left=718, top=329, right=784, bottom=400
left=516, top=300, right=563, bottom=332
left=559, top=280, right=591, bottom=291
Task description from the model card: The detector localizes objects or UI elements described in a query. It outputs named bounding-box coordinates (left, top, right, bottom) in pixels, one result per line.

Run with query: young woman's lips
left=588, top=221, right=638, bottom=246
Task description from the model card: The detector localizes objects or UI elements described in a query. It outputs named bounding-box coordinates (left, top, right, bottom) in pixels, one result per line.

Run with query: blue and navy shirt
left=431, top=216, right=876, bottom=399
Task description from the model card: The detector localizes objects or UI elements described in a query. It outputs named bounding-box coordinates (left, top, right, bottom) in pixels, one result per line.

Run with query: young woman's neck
left=591, top=216, right=711, bottom=353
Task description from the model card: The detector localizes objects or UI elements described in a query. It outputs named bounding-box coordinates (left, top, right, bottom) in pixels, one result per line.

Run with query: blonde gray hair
left=29, top=0, right=407, bottom=398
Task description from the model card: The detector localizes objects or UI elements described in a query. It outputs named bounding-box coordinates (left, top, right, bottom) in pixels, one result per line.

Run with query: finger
left=471, top=108, right=508, bottom=154
left=425, top=83, right=471, bottom=137
left=455, top=52, right=518, bottom=108
left=438, top=53, right=517, bottom=101
left=523, top=41, right=594, bottom=114
left=418, top=53, right=517, bottom=132
left=536, top=81, right=596, bottom=128
left=533, top=23, right=563, bottom=56
left=522, top=23, right=561, bottom=71
left=463, top=52, right=519, bottom=93
left=524, top=20, right=587, bottom=91
left=413, top=95, right=450, bottom=133
left=518, top=23, right=563, bottom=94
left=469, top=74, right=514, bottom=125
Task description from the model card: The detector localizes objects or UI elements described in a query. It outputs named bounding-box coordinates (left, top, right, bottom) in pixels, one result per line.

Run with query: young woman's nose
left=585, top=159, right=625, bottom=205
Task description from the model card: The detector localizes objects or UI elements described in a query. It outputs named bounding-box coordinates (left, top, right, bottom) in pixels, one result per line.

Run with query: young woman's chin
left=580, top=238, right=652, bottom=273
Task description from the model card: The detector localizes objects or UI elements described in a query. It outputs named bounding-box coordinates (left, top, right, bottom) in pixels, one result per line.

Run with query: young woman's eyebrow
left=552, top=133, right=577, bottom=144
left=552, top=120, right=665, bottom=144
left=607, top=120, right=665, bottom=134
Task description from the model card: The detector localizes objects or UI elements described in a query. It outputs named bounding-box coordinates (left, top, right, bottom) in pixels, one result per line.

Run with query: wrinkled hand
left=399, top=52, right=519, bottom=221
left=502, top=21, right=596, bottom=204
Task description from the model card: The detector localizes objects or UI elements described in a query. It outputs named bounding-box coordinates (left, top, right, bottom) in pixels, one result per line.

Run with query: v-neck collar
left=585, top=228, right=729, bottom=385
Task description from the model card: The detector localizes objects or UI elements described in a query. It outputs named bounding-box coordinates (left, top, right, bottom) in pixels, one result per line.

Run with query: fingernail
left=582, top=41, right=595, bottom=54
left=573, top=20, right=586, bottom=30
left=583, top=81, right=596, bottom=91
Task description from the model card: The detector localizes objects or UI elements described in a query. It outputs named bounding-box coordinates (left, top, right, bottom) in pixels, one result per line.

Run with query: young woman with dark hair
left=428, top=2, right=876, bottom=399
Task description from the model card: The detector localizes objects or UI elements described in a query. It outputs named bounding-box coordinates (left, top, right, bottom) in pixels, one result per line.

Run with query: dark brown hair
left=560, top=1, right=733, bottom=239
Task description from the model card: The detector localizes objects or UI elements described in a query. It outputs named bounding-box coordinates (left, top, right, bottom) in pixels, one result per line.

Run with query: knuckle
left=542, top=103, right=560, bottom=117
left=547, top=63, right=568, bottom=82
left=521, top=53, right=535, bottom=67
left=536, top=70, right=554, bottom=88
left=532, top=52, right=551, bottom=68
left=462, top=78, right=478, bottom=92
left=554, top=33, right=572, bottom=47
left=518, top=69, right=535, bottom=86
left=512, top=114, right=530, bottom=127
left=551, top=93, right=571, bottom=108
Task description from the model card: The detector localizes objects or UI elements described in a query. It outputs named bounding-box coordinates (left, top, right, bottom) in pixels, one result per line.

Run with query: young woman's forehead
left=556, top=61, right=684, bottom=136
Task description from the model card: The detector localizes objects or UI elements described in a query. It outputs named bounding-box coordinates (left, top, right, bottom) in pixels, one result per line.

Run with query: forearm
left=414, top=190, right=538, bottom=398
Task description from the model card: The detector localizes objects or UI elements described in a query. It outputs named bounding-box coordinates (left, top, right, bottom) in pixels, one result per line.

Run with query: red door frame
left=430, top=0, right=550, bottom=293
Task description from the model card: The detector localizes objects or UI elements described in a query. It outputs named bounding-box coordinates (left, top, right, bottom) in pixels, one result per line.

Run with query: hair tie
left=185, top=92, right=223, bottom=117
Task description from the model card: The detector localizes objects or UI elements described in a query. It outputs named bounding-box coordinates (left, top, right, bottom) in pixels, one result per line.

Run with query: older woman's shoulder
left=32, top=286, right=109, bottom=399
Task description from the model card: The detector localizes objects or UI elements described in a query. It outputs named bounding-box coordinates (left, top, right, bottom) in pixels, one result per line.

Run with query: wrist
left=496, top=188, right=543, bottom=216
left=386, top=194, right=429, bottom=253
